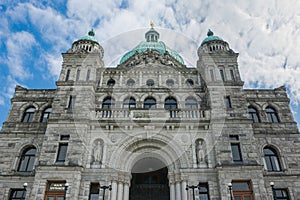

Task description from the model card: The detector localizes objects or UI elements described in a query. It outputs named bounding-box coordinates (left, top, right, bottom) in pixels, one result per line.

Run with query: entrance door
left=129, top=167, right=170, bottom=200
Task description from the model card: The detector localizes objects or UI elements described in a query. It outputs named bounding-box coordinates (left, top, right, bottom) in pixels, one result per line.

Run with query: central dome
left=119, top=27, right=184, bottom=65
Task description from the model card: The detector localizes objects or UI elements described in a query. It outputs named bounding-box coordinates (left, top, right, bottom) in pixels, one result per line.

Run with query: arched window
left=22, top=107, right=35, bottom=122
left=263, top=146, right=282, bottom=171
left=17, top=147, right=37, bottom=173
left=146, top=79, right=154, bottom=87
left=65, top=69, right=71, bottom=81
left=123, top=97, right=136, bottom=108
left=144, top=97, right=156, bottom=109
left=107, top=79, right=116, bottom=87
left=266, top=106, right=279, bottom=123
left=248, top=106, right=260, bottom=123
left=41, top=107, right=52, bottom=123
left=127, top=79, right=135, bottom=87
left=164, top=97, right=177, bottom=109
left=102, top=97, right=115, bottom=109
left=185, top=97, right=198, bottom=109
left=166, top=79, right=174, bottom=87
left=186, top=79, right=194, bottom=87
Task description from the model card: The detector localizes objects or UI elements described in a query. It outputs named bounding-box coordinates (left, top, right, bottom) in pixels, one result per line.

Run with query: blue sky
left=0, top=0, right=299, bottom=129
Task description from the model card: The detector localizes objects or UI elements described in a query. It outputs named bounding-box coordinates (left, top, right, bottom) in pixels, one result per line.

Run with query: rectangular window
left=89, top=183, right=100, bottom=200
left=232, top=181, right=254, bottom=200
left=225, top=96, right=232, bottom=108
left=198, top=183, right=210, bottom=200
left=60, top=135, right=70, bottom=141
left=230, top=69, right=235, bottom=81
left=209, top=69, right=215, bottom=81
left=76, top=69, right=81, bottom=81
left=9, top=189, right=26, bottom=200
left=68, top=96, right=75, bottom=110
left=56, top=143, right=68, bottom=162
left=274, top=189, right=290, bottom=200
left=219, top=69, right=225, bottom=81
left=65, top=69, right=71, bottom=81
left=231, top=143, right=242, bottom=162
left=86, top=69, right=91, bottom=81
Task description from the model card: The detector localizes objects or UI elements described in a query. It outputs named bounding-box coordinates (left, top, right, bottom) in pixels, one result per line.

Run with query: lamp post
left=100, top=185, right=112, bottom=200
left=186, top=184, right=197, bottom=200
left=270, top=182, right=276, bottom=200
left=64, top=183, right=69, bottom=200
left=228, top=183, right=233, bottom=200
left=23, top=183, right=28, bottom=200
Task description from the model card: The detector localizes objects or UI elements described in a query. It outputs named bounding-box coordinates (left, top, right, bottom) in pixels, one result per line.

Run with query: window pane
left=220, top=69, right=225, bottom=81
left=47, top=197, right=55, bottom=200
left=225, top=97, right=232, bottom=108
left=57, top=144, right=68, bottom=162
left=232, top=182, right=250, bottom=191
left=231, top=144, right=242, bottom=161
left=10, top=189, right=26, bottom=200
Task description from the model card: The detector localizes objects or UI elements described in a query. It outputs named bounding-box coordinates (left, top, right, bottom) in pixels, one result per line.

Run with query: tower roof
left=201, top=29, right=224, bottom=45
left=119, top=24, right=184, bottom=65
left=77, top=29, right=99, bottom=44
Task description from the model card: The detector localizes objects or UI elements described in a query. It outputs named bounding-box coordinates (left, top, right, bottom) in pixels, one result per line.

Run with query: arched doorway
left=129, top=157, right=170, bottom=200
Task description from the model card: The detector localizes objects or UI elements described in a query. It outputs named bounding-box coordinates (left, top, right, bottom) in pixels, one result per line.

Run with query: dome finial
left=207, top=29, right=214, bottom=36
left=88, top=29, right=95, bottom=37
left=150, top=21, right=154, bottom=29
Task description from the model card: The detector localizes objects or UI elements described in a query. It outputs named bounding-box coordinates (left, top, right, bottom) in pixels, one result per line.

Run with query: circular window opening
left=146, top=79, right=154, bottom=87
left=107, top=79, right=116, bottom=87
left=127, top=79, right=135, bottom=86
left=186, top=79, right=194, bottom=86
left=166, top=79, right=174, bottom=87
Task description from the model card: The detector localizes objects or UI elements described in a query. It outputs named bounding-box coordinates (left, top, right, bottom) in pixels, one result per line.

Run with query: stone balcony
left=95, top=108, right=210, bottom=121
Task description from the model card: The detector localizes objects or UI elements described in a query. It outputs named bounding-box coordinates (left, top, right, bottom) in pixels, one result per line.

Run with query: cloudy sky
left=0, top=0, right=299, bottom=129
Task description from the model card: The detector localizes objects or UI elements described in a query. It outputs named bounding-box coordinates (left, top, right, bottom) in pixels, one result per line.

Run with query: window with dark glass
left=230, top=69, right=235, bottom=81
left=166, top=79, right=174, bottom=87
left=102, top=97, right=115, bottom=109
left=76, top=69, right=81, bottom=81
left=65, top=69, right=71, bottom=81
left=248, top=107, right=260, bottom=123
left=186, top=79, right=194, bottom=87
left=89, top=183, right=100, bottom=200
left=274, top=189, right=290, bottom=200
left=56, top=143, right=68, bottom=162
left=123, top=97, right=136, bottom=108
left=266, top=106, right=279, bottom=123
left=146, top=79, right=154, bottom=87
left=9, top=189, right=26, bottom=200
left=198, top=183, right=210, bottom=200
left=107, top=79, right=116, bottom=87
left=67, top=96, right=75, bottom=110
left=230, top=135, right=242, bottom=162
left=232, top=181, right=254, bottom=200
left=22, top=107, right=35, bottom=122
left=86, top=69, right=91, bottom=81
left=164, top=97, right=177, bottom=109
left=144, top=97, right=156, bottom=109
left=263, top=147, right=281, bottom=171
left=41, top=108, right=52, bottom=122
left=225, top=96, right=232, bottom=108
left=17, top=147, right=36, bottom=172
left=210, top=69, right=215, bottom=81
left=127, top=79, right=135, bottom=86
left=219, top=69, right=225, bottom=81
left=185, top=97, right=198, bottom=109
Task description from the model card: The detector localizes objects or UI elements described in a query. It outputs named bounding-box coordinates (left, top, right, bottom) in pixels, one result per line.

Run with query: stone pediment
left=117, top=49, right=186, bottom=70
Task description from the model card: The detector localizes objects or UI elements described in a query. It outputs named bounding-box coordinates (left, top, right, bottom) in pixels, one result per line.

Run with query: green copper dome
left=77, top=29, right=99, bottom=44
left=201, top=29, right=223, bottom=45
left=119, top=27, right=184, bottom=65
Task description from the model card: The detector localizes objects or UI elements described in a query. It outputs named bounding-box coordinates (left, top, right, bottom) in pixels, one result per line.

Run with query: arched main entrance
left=129, top=157, right=170, bottom=200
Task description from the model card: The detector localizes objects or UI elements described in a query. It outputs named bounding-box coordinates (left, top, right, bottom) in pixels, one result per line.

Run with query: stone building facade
left=0, top=26, right=300, bottom=200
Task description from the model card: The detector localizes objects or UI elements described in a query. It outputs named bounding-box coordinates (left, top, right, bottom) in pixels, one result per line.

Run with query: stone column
left=101, top=143, right=107, bottom=168
left=181, top=181, right=188, bottom=200
left=192, top=142, right=197, bottom=168
left=119, top=72, right=123, bottom=86
left=170, top=183, right=176, bottom=200
left=110, top=181, right=117, bottom=200
left=175, top=182, right=181, bottom=200
left=117, top=182, right=123, bottom=200
left=139, top=71, right=142, bottom=86
left=123, top=183, right=129, bottom=200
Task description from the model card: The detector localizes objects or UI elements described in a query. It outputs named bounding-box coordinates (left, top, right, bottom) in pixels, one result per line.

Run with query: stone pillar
left=181, top=181, right=188, bottom=200
left=123, top=183, right=129, bottom=200
left=101, top=143, right=107, bottom=168
left=170, top=183, right=176, bottom=200
left=178, top=73, right=182, bottom=86
left=139, top=71, right=142, bottom=86
left=119, top=72, right=123, bottom=86
left=192, top=142, right=197, bottom=168
left=110, top=181, right=117, bottom=200
left=175, top=182, right=181, bottom=200
left=117, top=182, right=123, bottom=200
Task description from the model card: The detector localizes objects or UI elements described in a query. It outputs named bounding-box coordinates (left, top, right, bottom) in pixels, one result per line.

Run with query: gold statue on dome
left=150, top=21, right=154, bottom=28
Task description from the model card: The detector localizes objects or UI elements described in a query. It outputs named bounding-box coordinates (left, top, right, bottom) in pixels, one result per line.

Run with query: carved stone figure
left=93, top=140, right=103, bottom=163
left=196, top=140, right=205, bottom=163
